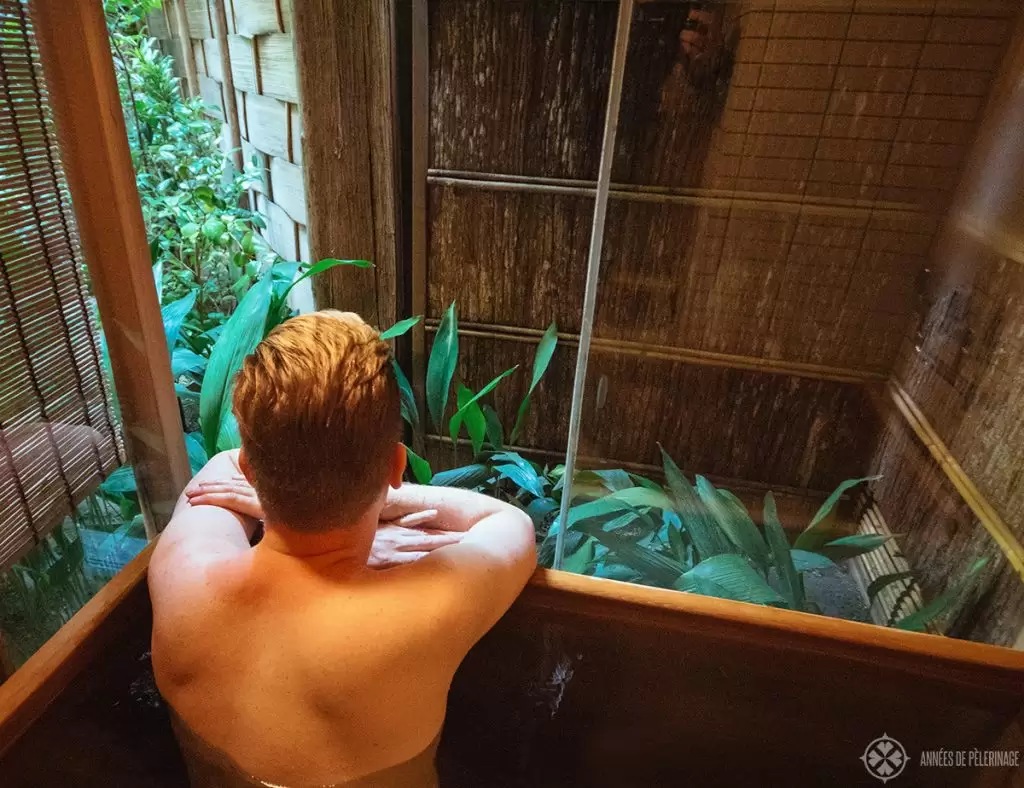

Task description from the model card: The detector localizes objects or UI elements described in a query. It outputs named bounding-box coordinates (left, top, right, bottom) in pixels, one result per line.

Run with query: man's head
left=233, top=310, right=403, bottom=530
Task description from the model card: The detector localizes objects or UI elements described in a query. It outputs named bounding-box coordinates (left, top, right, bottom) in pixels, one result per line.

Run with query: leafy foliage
left=389, top=320, right=984, bottom=633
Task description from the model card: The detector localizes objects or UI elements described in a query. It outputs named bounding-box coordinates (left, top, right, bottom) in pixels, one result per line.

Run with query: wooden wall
left=421, top=0, right=1015, bottom=493
left=873, top=23, right=1024, bottom=647
left=156, top=0, right=309, bottom=265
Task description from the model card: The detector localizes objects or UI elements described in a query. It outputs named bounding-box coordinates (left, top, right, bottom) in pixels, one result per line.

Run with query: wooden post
left=170, top=0, right=200, bottom=97
left=293, top=0, right=401, bottom=328
left=211, top=0, right=244, bottom=174
left=31, top=0, right=191, bottom=534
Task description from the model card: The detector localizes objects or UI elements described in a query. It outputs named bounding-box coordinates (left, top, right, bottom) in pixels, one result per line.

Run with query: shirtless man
left=149, top=310, right=536, bottom=787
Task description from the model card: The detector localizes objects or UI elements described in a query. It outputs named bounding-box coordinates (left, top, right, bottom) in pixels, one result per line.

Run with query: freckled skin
left=150, top=449, right=535, bottom=786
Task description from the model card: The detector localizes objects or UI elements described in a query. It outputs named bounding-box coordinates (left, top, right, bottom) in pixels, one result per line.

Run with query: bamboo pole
left=427, top=169, right=931, bottom=220
left=553, top=0, right=635, bottom=570
left=410, top=0, right=429, bottom=450
left=882, top=381, right=1024, bottom=583
left=423, top=319, right=886, bottom=384
left=32, top=0, right=191, bottom=535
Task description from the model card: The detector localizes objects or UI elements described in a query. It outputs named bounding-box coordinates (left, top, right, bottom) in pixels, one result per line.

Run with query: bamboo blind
left=0, top=0, right=122, bottom=571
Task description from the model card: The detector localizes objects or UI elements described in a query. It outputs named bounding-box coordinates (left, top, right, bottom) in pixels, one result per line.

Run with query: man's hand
left=368, top=524, right=464, bottom=569
left=184, top=475, right=266, bottom=520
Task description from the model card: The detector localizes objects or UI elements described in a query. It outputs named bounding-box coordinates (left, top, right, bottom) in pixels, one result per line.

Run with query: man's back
left=154, top=545, right=457, bottom=784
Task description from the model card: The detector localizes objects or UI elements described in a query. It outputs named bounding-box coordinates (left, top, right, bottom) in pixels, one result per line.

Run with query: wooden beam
left=293, top=0, right=400, bottom=327
left=523, top=568, right=1024, bottom=695
left=869, top=381, right=1024, bottom=583
left=428, top=170, right=933, bottom=221
left=32, top=0, right=191, bottom=534
left=211, top=0, right=244, bottom=174
left=0, top=544, right=154, bottom=757
left=425, top=320, right=886, bottom=384
left=170, top=0, right=199, bottom=97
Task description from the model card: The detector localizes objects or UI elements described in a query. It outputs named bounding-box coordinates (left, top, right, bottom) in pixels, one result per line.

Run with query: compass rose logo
left=861, top=734, right=908, bottom=783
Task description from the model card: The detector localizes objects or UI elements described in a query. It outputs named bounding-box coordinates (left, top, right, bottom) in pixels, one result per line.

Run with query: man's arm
left=387, top=485, right=537, bottom=658
left=150, top=450, right=259, bottom=607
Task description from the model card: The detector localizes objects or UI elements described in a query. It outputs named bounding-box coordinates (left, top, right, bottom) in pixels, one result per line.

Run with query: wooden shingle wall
left=422, top=0, right=1016, bottom=491
left=158, top=0, right=308, bottom=265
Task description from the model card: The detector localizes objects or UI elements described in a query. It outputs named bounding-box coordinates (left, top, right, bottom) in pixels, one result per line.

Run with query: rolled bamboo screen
left=0, top=0, right=123, bottom=571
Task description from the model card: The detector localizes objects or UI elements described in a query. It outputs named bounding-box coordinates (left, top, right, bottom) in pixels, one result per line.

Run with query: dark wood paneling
left=429, top=0, right=614, bottom=179
left=870, top=402, right=1024, bottom=647
left=428, top=184, right=591, bottom=331
left=427, top=332, right=881, bottom=493
left=445, top=571, right=1024, bottom=788
left=896, top=226, right=1024, bottom=547
left=596, top=202, right=928, bottom=371
left=578, top=349, right=881, bottom=492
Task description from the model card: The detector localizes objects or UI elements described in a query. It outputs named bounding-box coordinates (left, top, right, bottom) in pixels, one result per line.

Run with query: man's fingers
left=187, top=482, right=255, bottom=496
left=397, top=531, right=464, bottom=551
left=187, top=492, right=262, bottom=518
left=393, top=509, right=438, bottom=527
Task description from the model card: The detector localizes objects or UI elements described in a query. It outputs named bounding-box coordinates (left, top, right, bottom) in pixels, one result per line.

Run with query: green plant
left=106, top=1, right=276, bottom=363
left=388, top=311, right=985, bottom=632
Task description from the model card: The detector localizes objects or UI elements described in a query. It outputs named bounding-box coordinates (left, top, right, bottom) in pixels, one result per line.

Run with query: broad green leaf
left=817, top=533, right=891, bottom=562
left=577, top=521, right=685, bottom=586
left=867, top=571, right=916, bottom=602
left=426, top=302, right=458, bottom=430
left=667, top=516, right=687, bottom=564
left=404, top=444, right=433, bottom=484
left=791, top=550, right=836, bottom=572
left=278, top=258, right=373, bottom=306
left=100, top=465, right=137, bottom=495
left=695, top=476, right=769, bottom=570
left=763, top=492, right=802, bottom=611
left=509, top=321, right=558, bottom=444
left=593, top=469, right=634, bottom=492
left=161, top=289, right=197, bottom=352
left=591, top=562, right=642, bottom=582
left=430, top=463, right=491, bottom=489
left=172, top=346, right=207, bottom=376
left=184, top=432, right=208, bottom=475
left=448, top=366, right=518, bottom=443
left=794, top=476, right=880, bottom=551
left=659, top=446, right=730, bottom=560
left=893, top=558, right=988, bottom=633
left=677, top=554, right=787, bottom=607
left=201, top=217, right=226, bottom=241
left=567, top=487, right=674, bottom=529
left=217, top=410, right=242, bottom=451
left=525, top=497, right=558, bottom=530
left=392, top=360, right=419, bottom=430
left=380, top=315, right=422, bottom=340
left=481, top=404, right=504, bottom=450
left=562, top=536, right=596, bottom=574
left=454, top=384, right=487, bottom=457
left=199, top=270, right=273, bottom=456
left=495, top=463, right=546, bottom=498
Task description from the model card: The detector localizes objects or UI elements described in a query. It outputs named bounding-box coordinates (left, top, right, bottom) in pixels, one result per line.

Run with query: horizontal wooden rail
left=0, top=543, right=154, bottom=758
left=524, top=568, right=1024, bottom=694
left=423, top=319, right=886, bottom=384
left=428, top=169, right=933, bottom=220
left=871, top=381, right=1024, bottom=583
